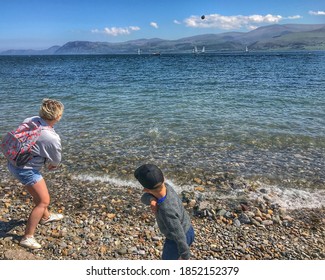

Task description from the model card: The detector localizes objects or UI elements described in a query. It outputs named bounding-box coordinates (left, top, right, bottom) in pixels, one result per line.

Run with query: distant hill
left=250, top=25, right=325, bottom=50
left=1, top=24, right=325, bottom=55
left=1, top=46, right=60, bottom=55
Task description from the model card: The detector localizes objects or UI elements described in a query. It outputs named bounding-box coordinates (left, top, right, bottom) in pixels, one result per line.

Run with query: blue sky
left=0, top=0, right=324, bottom=50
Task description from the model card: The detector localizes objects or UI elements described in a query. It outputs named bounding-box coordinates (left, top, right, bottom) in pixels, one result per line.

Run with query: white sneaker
left=40, top=213, right=64, bottom=225
left=20, top=236, right=41, bottom=249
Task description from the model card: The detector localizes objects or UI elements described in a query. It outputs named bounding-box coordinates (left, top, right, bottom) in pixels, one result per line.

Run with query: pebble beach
left=0, top=158, right=324, bottom=260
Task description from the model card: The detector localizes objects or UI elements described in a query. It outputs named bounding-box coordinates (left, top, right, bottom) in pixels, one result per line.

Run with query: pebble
left=262, top=220, right=273, bottom=226
left=238, top=213, right=251, bottom=224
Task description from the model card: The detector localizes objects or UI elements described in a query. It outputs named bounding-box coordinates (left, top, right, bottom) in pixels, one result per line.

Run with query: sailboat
left=245, top=46, right=249, bottom=52
left=137, top=48, right=141, bottom=55
left=193, top=46, right=205, bottom=54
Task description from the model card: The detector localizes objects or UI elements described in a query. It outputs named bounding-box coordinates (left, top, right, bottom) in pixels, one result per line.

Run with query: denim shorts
left=7, top=162, right=43, bottom=186
left=162, top=225, right=195, bottom=260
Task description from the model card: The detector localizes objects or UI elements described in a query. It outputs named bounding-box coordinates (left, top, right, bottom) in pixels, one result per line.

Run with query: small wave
left=249, top=184, right=325, bottom=209
left=73, top=174, right=139, bottom=189
left=73, top=173, right=192, bottom=194
left=73, top=174, right=324, bottom=209
left=72, top=173, right=256, bottom=202
left=148, top=127, right=160, bottom=138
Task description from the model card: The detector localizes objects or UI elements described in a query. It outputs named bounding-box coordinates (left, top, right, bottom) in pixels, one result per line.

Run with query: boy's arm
left=160, top=211, right=190, bottom=260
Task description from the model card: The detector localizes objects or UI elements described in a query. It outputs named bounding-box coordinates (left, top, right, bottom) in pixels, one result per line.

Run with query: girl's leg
left=23, top=178, right=50, bottom=237
left=31, top=193, right=50, bottom=221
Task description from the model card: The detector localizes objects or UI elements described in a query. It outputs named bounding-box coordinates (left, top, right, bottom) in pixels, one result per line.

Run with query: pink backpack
left=1, top=120, right=44, bottom=167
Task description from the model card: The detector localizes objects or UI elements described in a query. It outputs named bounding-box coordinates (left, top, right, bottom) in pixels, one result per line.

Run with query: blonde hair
left=39, top=98, right=64, bottom=121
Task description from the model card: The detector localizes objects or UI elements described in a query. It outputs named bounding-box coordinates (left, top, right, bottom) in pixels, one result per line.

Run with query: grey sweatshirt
left=141, top=183, right=192, bottom=259
left=23, top=116, right=62, bottom=170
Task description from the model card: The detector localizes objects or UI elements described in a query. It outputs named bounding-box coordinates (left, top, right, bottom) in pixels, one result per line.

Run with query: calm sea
left=0, top=52, right=324, bottom=207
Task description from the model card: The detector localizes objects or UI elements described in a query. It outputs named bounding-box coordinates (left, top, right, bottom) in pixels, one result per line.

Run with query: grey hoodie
left=23, top=116, right=62, bottom=170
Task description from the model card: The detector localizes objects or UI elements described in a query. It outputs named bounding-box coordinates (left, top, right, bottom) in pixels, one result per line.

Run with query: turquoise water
left=0, top=52, right=324, bottom=190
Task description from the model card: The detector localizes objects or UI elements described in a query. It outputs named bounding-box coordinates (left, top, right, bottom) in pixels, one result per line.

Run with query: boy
left=134, top=164, right=194, bottom=260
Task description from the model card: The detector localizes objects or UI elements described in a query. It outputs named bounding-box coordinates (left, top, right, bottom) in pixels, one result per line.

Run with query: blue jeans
left=7, top=162, right=43, bottom=186
left=162, top=225, right=195, bottom=260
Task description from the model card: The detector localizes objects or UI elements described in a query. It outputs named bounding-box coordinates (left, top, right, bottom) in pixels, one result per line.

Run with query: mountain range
left=2, top=24, right=325, bottom=55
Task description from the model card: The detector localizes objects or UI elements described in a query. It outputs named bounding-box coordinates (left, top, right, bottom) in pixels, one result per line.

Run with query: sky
left=0, top=0, right=324, bottom=51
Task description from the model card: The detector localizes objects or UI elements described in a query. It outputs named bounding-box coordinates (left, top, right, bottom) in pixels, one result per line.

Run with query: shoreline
left=0, top=164, right=324, bottom=260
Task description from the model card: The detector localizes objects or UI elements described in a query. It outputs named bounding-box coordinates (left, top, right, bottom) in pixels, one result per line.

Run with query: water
left=0, top=52, right=324, bottom=207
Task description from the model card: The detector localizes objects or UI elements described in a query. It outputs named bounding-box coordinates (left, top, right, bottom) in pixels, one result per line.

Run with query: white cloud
left=91, top=26, right=140, bottom=36
left=286, top=15, right=302, bottom=19
left=129, top=26, right=140, bottom=31
left=150, top=22, right=159, bottom=29
left=184, top=13, right=301, bottom=30
left=174, top=20, right=181, bottom=25
left=309, top=10, right=325, bottom=16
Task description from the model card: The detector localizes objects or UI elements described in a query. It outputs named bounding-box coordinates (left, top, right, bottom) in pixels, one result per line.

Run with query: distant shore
left=1, top=23, right=325, bottom=55
left=0, top=158, right=324, bottom=260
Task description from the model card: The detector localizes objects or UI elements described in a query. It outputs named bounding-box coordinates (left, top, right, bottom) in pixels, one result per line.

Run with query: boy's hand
left=150, top=199, right=158, bottom=214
